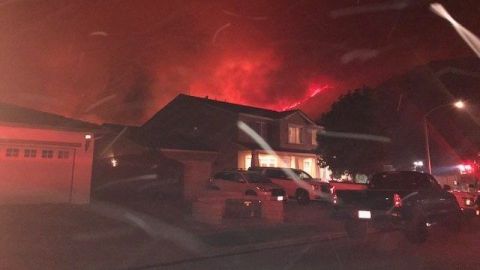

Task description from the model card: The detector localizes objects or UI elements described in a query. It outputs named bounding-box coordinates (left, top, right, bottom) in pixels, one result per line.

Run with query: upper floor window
left=288, top=126, right=302, bottom=144
left=311, top=130, right=317, bottom=145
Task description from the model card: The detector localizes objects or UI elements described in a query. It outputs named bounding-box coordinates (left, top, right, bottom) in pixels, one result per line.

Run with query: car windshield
left=244, top=173, right=272, bottom=183
left=3, top=1, right=480, bottom=269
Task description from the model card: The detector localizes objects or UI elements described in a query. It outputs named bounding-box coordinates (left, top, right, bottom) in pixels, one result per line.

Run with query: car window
left=294, top=170, right=313, bottom=180
left=217, top=172, right=240, bottom=182
left=427, top=175, right=442, bottom=190
left=265, top=169, right=287, bottom=180
left=213, top=172, right=225, bottom=179
left=245, top=173, right=272, bottom=183
left=369, top=173, right=425, bottom=190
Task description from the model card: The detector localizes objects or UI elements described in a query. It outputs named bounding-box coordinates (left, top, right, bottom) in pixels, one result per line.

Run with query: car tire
left=245, top=190, right=257, bottom=196
left=345, top=219, right=368, bottom=239
left=405, top=214, right=428, bottom=244
left=296, top=189, right=310, bottom=205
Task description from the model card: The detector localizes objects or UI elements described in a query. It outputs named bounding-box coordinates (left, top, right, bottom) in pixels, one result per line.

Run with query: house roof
left=173, top=94, right=300, bottom=119
left=0, top=102, right=99, bottom=131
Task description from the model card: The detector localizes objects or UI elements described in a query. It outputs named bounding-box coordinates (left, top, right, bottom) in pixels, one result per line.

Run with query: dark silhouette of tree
left=317, top=87, right=392, bottom=178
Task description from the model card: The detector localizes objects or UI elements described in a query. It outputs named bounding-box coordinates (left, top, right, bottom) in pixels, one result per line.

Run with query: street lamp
left=424, top=100, right=466, bottom=174
left=454, top=100, right=465, bottom=109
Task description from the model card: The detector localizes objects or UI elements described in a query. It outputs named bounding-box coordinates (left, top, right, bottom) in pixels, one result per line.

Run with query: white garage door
left=0, top=144, right=76, bottom=204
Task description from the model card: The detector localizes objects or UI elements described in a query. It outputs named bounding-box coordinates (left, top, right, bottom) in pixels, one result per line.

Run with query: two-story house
left=141, top=94, right=330, bottom=180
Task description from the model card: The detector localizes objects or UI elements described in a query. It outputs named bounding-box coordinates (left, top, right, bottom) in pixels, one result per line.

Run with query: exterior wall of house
left=160, top=149, right=217, bottom=201
left=0, top=123, right=94, bottom=204
left=142, top=97, right=238, bottom=151
left=212, top=141, right=239, bottom=174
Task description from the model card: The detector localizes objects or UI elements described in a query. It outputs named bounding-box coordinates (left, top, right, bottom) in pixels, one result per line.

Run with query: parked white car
left=209, top=170, right=287, bottom=201
left=248, top=167, right=323, bottom=204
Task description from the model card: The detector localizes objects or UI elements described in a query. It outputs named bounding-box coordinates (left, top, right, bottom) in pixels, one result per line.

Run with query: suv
left=248, top=167, right=322, bottom=204
left=209, top=170, right=286, bottom=201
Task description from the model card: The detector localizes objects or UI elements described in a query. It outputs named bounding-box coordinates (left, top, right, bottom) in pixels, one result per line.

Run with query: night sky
left=0, top=0, right=479, bottom=125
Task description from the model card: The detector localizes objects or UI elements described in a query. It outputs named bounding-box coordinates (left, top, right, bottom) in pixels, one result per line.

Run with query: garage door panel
left=0, top=145, right=75, bottom=204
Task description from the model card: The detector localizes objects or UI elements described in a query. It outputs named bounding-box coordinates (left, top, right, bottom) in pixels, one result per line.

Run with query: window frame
left=288, top=125, right=302, bottom=144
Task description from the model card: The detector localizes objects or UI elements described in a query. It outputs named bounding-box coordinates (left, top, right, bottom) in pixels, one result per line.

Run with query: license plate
left=276, top=196, right=284, bottom=201
left=358, top=210, right=372, bottom=219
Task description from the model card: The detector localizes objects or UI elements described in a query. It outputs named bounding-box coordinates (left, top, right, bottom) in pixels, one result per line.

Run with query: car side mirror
left=443, top=184, right=451, bottom=191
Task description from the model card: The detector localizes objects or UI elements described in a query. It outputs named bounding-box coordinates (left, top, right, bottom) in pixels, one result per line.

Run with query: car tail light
left=328, top=185, right=338, bottom=204
left=332, top=194, right=338, bottom=205
left=465, top=198, right=472, bottom=206
left=393, top=193, right=402, bottom=208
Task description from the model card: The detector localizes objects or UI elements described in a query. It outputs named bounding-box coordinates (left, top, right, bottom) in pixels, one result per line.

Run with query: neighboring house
left=0, top=122, right=94, bottom=204
left=141, top=94, right=330, bottom=181
left=0, top=103, right=97, bottom=204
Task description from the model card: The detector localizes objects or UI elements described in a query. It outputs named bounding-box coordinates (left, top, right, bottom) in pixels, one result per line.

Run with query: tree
left=317, top=87, right=392, bottom=178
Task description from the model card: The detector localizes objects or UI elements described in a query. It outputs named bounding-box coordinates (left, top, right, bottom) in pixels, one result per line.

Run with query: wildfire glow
left=281, top=84, right=331, bottom=111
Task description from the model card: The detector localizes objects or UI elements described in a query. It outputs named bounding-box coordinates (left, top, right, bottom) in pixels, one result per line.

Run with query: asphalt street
left=160, top=220, right=480, bottom=270
left=1, top=202, right=479, bottom=270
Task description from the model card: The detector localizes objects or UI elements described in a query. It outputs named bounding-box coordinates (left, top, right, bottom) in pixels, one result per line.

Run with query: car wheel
left=345, top=219, right=367, bottom=239
left=405, top=215, right=428, bottom=244
left=296, top=189, right=310, bottom=205
left=245, top=190, right=257, bottom=196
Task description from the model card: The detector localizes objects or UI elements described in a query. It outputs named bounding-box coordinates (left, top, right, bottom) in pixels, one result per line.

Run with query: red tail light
left=393, top=193, right=402, bottom=208
left=330, top=185, right=338, bottom=204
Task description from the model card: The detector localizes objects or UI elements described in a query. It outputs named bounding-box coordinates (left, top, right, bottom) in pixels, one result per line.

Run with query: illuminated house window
left=6, top=148, right=19, bottom=157
left=288, top=126, right=301, bottom=144
left=24, top=149, right=37, bottom=158
left=41, top=150, right=54, bottom=159
left=58, top=150, right=69, bottom=159
left=303, top=159, right=313, bottom=176
left=245, top=154, right=278, bottom=168
left=311, top=130, right=317, bottom=145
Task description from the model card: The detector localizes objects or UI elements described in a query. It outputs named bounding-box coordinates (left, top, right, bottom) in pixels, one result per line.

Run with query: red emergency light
left=458, top=163, right=474, bottom=174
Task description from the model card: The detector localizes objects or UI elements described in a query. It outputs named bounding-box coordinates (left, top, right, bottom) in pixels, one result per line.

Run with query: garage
left=0, top=122, right=94, bottom=204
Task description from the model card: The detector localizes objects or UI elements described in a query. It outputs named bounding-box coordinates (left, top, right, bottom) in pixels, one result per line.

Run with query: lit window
left=288, top=126, right=301, bottom=144
left=303, top=159, right=313, bottom=175
left=42, top=150, right=53, bottom=159
left=24, top=149, right=37, bottom=158
left=6, top=148, right=19, bottom=157
left=245, top=154, right=278, bottom=168
left=311, top=130, right=317, bottom=145
left=58, top=150, right=69, bottom=159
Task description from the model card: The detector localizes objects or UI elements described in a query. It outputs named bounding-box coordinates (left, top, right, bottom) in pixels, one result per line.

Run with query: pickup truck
left=333, top=171, right=462, bottom=243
